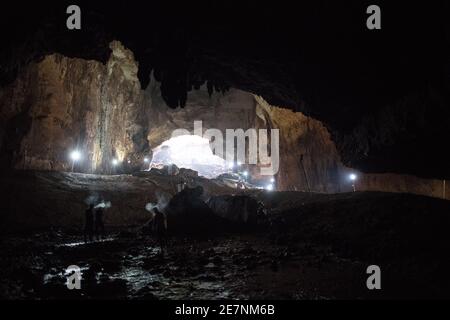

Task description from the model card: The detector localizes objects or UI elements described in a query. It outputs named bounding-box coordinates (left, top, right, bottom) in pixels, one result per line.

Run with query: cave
left=1, top=1, right=450, bottom=303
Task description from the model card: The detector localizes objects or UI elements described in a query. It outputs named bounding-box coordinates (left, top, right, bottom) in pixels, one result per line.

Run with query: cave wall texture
left=1, top=40, right=447, bottom=200
left=1, top=1, right=449, bottom=180
left=0, top=41, right=149, bottom=173
left=0, top=41, right=347, bottom=193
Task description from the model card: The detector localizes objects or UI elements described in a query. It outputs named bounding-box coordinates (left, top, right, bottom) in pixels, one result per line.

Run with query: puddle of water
left=111, top=266, right=167, bottom=293
left=58, top=237, right=115, bottom=247
left=43, top=265, right=90, bottom=284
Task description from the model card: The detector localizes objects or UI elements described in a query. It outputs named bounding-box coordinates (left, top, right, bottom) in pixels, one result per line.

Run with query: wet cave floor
left=0, top=228, right=419, bottom=300
left=0, top=230, right=375, bottom=300
left=2, top=187, right=450, bottom=300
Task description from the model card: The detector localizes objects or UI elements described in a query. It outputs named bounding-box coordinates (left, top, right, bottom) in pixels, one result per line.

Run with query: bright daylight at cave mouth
left=150, top=135, right=228, bottom=179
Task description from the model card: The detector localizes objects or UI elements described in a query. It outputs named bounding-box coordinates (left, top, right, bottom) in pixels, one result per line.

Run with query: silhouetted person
left=94, top=206, right=105, bottom=240
left=153, top=208, right=167, bottom=255
left=84, top=204, right=94, bottom=243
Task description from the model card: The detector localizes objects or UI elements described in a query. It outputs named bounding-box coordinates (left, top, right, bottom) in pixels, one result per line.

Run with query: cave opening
left=149, top=134, right=229, bottom=179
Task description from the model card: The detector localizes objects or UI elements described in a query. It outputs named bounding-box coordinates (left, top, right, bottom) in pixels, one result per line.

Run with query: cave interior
left=1, top=1, right=450, bottom=300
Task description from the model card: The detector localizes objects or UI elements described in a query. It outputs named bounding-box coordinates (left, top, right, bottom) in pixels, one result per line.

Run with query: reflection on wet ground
left=0, top=231, right=270, bottom=299
left=0, top=230, right=370, bottom=300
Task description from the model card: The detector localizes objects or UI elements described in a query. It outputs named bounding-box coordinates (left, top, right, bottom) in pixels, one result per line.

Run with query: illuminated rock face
left=254, top=97, right=344, bottom=192
left=146, top=79, right=345, bottom=192
left=0, top=54, right=102, bottom=172
left=0, top=41, right=345, bottom=191
left=145, top=80, right=257, bottom=149
left=0, top=41, right=446, bottom=197
left=0, top=41, right=150, bottom=173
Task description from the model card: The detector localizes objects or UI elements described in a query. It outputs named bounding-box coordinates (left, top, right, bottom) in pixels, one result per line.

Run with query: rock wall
left=357, top=173, right=448, bottom=200
left=254, top=96, right=344, bottom=193
left=145, top=79, right=346, bottom=192
left=146, top=80, right=257, bottom=150
left=1, top=40, right=446, bottom=198
left=0, top=41, right=150, bottom=174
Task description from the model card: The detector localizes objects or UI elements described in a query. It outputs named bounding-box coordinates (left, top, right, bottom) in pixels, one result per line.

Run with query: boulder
left=165, top=186, right=231, bottom=235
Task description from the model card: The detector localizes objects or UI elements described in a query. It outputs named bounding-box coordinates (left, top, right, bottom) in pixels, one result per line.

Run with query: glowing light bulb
left=112, top=159, right=119, bottom=166
left=266, top=184, right=274, bottom=191
left=70, top=150, right=81, bottom=161
left=243, top=171, right=249, bottom=177
left=349, top=173, right=357, bottom=181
